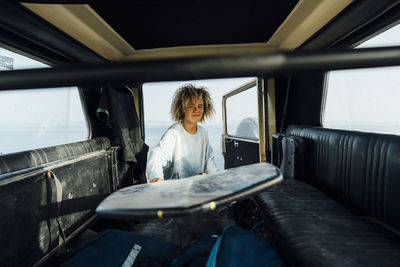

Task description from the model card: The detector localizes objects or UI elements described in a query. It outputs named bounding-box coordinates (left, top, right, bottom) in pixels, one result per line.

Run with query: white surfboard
left=96, top=162, right=282, bottom=219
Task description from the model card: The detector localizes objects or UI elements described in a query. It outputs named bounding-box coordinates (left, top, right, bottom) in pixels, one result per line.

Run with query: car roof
left=20, top=0, right=354, bottom=61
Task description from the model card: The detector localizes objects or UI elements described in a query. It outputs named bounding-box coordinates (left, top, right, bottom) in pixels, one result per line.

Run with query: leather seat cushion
left=255, top=180, right=400, bottom=267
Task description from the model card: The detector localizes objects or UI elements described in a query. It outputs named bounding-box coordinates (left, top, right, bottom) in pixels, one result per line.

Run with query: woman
left=146, top=84, right=218, bottom=182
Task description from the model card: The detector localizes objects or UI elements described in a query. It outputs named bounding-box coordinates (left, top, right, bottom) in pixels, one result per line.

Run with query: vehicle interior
left=1, top=0, right=400, bottom=266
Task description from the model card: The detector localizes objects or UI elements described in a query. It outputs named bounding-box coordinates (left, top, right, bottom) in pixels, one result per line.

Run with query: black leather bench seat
left=256, top=180, right=400, bottom=266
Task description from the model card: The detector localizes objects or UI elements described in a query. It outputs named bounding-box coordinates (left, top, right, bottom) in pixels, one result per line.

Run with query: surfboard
left=96, top=162, right=282, bottom=219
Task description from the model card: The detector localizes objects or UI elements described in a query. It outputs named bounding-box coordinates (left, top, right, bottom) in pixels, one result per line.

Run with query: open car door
left=222, top=78, right=270, bottom=169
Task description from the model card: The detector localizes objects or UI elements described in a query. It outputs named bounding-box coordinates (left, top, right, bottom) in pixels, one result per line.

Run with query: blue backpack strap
left=205, top=224, right=233, bottom=267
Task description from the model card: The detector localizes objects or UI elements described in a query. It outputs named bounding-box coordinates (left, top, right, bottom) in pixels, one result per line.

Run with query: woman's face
left=183, top=97, right=204, bottom=124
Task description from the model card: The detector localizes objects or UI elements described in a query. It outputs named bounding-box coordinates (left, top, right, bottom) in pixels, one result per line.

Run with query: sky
left=356, top=23, right=400, bottom=48
left=322, top=23, right=400, bottom=133
left=0, top=47, right=87, bottom=129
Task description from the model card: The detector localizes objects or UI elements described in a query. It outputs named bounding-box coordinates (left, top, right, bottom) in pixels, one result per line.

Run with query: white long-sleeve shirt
left=146, top=122, right=218, bottom=181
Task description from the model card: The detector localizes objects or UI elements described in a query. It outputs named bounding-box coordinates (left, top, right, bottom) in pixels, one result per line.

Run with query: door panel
left=224, top=138, right=259, bottom=169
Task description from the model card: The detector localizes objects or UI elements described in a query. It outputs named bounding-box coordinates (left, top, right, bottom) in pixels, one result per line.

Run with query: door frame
left=222, top=78, right=267, bottom=163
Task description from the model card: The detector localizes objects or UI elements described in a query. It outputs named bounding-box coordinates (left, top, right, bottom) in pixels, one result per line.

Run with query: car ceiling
left=90, top=0, right=298, bottom=50
left=20, top=0, right=354, bottom=61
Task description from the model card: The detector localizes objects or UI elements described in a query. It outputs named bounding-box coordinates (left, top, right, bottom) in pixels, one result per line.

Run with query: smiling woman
left=142, top=78, right=255, bottom=173
left=181, top=98, right=204, bottom=134
left=146, top=84, right=218, bottom=183
left=171, top=84, right=214, bottom=133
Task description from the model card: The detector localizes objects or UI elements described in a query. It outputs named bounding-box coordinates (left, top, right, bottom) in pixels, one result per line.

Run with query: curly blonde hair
left=171, top=84, right=215, bottom=123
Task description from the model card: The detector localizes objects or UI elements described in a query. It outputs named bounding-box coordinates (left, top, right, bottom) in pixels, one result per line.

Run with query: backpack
left=61, top=225, right=283, bottom=267
left=170, top=224, right=284, bottom=267
left=61, top=229, right=179, bottom=267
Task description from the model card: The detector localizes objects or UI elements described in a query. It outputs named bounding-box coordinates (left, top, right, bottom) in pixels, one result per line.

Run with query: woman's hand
left=150, top=177, right=163, bottom=183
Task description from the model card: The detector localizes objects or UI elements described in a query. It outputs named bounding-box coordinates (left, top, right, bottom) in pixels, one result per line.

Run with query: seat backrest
left=286, top=125, right=400, bottom=231
left=0, top=137, right=111, bottom=175
left=0, top=137, right=116, bottom=266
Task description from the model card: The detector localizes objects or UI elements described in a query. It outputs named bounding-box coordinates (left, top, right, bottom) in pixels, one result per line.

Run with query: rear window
left=0, top=46, right=89, bottom=155
left=322, top=23, right=400, bottom=134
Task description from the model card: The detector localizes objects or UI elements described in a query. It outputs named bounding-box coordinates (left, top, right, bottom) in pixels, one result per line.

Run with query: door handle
left=234, top=141, right=239, bottom=148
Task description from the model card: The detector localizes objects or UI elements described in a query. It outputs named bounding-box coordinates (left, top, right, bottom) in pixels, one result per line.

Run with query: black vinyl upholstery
left=286, top=125, right=400, bottom=231
left=0, top=137, right=111, bottom=175
left=0, top=137, right=114, bottom=266
left=255, top=126, right=400, bottom=266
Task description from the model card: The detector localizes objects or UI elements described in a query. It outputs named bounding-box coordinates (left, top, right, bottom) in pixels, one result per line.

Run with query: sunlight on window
left=0, top=47, right=89, bottom=155
left=226, top=86, right=259, bottom=140
left=322, top=23, right=400, bottom=135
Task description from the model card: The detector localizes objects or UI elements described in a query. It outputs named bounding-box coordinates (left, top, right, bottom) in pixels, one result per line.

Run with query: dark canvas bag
left=61, top=229, right=179, bottom=267
left=61, top=225, right=283, bottom=267
left=171, top=225, right=284, bottom=267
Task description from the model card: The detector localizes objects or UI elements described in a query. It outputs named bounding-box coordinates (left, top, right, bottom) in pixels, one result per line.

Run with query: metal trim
left=1, top=46, right=400, bottom=90
left=257, top=78, right=267, bottom=162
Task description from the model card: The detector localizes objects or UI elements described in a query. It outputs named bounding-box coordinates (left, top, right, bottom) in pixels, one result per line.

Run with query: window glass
left=322, top=24, right=400, bottom=134
left=0, top=47, right=89, bottom=155
left=226, top=85, right=259, bottom=140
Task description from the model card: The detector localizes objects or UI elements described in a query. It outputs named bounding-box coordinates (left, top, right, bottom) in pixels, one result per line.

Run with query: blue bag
left=61, top=229, right=179, bottom=267
left=171, top=225, right=284, bottom=267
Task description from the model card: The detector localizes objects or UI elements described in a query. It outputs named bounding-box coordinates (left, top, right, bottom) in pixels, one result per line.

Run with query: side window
left=322, top=23, right=400, bottom=134
left=226, top=85, right=259, bottom=140
left=0, top=47, right=89, bottom=155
